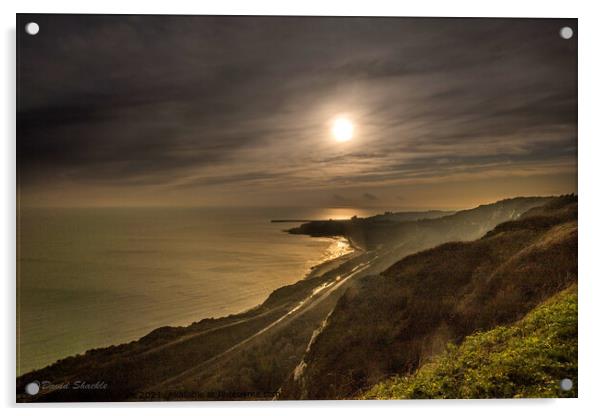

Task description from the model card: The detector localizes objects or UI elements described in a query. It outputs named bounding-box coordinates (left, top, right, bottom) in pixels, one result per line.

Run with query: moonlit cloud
left=18, top=15, right=577, bottom=208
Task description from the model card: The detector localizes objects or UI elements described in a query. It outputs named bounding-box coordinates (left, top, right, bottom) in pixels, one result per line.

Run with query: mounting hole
left=25, top=381, right=40, bottom=395
left=559, top=26, right=573, bottom=40
left=559, top=378, right=573, bottom=391
left=25, top=22, right=40, bottom=36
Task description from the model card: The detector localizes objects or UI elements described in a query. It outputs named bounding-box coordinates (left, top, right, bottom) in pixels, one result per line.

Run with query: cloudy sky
left=18, top=15, right=577, bottom=209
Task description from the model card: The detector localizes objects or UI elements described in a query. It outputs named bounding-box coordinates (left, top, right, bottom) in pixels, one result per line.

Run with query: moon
left=331, top=117, right=354, bottom=142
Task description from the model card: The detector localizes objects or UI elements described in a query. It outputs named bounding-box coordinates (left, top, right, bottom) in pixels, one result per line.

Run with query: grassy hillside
left=281, top=196, right=576, bottom=399
left=364, top=284, right=577, bottom=399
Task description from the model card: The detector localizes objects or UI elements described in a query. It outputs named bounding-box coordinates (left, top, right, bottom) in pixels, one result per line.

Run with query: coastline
left=18, top=227, right=362, bottom=376
left=17, top=197, right=577, bottom=401
left=305, top=236, right=362, bottom=279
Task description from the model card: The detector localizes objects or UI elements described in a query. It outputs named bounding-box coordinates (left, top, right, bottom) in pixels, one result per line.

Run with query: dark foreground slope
left=280, top=196, right=577, bottom=399
left=364, top=284, right=577, bottom=399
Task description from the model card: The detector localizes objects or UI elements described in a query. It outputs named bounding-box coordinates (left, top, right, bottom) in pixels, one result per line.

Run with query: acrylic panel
left=16, top=14, right=578, bottom=402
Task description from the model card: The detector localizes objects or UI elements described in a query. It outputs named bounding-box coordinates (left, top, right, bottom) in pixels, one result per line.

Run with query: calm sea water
left=17, top=206, right=378, bottom=375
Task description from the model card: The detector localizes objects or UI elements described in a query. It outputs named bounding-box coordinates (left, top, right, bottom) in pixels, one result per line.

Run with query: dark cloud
left=333, top=194, right=351, bottom=204
left=17, top=15, right=577, bottom=206
left=363, top=193, right=378, bottom=201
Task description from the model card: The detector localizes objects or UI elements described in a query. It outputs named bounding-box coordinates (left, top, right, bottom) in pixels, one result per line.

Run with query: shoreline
left=304, top=236, right=362, bottom=279
left=18, top=229, right=363, bottom=377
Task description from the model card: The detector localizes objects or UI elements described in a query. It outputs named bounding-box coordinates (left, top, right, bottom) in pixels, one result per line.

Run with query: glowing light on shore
left=322, top=237, right=354, bottom=262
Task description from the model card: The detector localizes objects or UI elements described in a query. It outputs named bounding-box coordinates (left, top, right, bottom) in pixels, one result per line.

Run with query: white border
left=2, top=1, right=601, bottom=415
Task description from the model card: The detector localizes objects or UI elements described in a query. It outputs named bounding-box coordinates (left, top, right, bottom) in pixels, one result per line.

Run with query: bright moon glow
left=331, top=117, right=354, bottom=142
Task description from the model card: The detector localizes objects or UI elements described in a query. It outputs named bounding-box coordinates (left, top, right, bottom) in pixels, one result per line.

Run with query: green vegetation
left=364, top=285, right=577, bottom=399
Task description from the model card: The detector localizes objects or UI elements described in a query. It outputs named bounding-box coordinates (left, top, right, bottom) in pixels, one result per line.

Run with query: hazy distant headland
left=282, top=209, right=455, bottom=252
left=17, top=195, right=576, bottom=402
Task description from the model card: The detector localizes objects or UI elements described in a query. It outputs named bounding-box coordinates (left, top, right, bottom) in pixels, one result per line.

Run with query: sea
left=17, top=206, right=379, bottom=375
